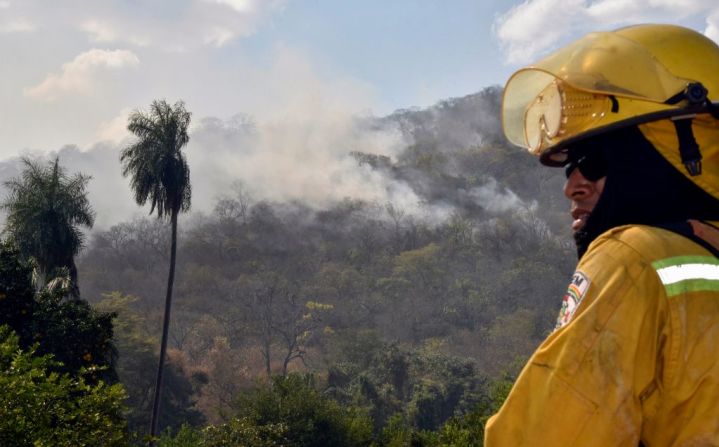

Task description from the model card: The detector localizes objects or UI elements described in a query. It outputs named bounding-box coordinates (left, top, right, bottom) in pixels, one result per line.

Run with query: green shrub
left=0, top=325, right=127, bottom=446
left=234, top=373, right=374, bottom=447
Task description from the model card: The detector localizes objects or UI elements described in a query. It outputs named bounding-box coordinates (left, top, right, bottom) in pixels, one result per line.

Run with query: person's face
left=563, top=168, right=606, bottom=234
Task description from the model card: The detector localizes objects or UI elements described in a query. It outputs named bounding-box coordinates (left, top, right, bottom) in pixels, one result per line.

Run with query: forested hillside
left=71, top=86, right=578, bottom=443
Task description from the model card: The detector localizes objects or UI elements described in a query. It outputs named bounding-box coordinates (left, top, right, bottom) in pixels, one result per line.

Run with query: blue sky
left=244, top=0, right=508, bottom=110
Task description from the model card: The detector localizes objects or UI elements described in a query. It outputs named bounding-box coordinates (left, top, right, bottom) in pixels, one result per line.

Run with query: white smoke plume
left=0, top=110, right=423, bottom=231
left=461, top=178, right=530, bottom=214
left=0, top=85, right=521, bottom=232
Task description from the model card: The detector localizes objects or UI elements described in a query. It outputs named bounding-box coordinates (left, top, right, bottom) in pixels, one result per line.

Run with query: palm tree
left=2, top=157, right=94, bottom=296
left=120, top=99, right=191, bottom=440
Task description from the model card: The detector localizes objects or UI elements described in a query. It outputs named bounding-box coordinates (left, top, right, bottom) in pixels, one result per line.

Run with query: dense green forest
left=0, top=87, right=577, bottom=445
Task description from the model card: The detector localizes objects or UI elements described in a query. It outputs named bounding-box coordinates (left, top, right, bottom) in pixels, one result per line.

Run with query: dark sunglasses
left=565, top=150, right=607, bottom=182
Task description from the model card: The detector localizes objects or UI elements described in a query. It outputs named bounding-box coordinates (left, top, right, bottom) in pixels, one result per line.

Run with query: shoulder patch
left=555, top=271, right=591, bottom=330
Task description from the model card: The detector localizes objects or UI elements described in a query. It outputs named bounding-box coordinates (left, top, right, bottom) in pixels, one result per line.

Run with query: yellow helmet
left=502, top=24, right=719, bottom=200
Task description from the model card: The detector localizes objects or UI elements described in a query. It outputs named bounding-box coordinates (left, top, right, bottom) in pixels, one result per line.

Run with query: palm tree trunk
left=264, top=336, right=272, bottom=379
left=149, top=210, right=178, bottom=443
left=69, top=258, right=80, bottom=298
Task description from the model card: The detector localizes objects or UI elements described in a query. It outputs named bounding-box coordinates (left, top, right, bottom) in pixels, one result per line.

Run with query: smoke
left=385, top=87, right=504, bottom=154
left=0, top=144, right=140, bottom=230
left=460, top=178, right=530, bottom=214
left=186, top=110, right=426, bottom=217
left=0, top=84, right=528, bottom=233
left=0, top=112, right=420, bottom=230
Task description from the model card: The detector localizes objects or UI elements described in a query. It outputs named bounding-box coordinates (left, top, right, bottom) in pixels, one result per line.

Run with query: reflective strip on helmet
left=652, top=255, right=719, bottom=297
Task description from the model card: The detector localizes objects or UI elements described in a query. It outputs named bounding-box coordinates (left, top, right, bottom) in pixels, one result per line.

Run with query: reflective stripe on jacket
left=485, top=222, right=719, bottom=446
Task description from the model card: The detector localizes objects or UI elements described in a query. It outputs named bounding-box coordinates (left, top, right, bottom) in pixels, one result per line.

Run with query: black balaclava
left=570, top=125, right=719, bottom=258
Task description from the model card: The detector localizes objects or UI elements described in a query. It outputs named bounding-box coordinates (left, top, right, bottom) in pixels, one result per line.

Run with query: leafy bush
left=159, top=374, right=372, bottom=447
left=327, top=338, right=489, bottom=433
left=378, top=413, right=439, bottom=447
left=233, top=374, right=373, bottom=447
left=0, top=240, right=117, bottom=383
left=202, top=418, right=288, bottom=447
left=0, top=325, right=127, bottom=446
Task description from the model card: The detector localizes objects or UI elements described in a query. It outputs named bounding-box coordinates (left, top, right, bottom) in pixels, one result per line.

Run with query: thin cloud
left=24, top=49, right=140, bottom=102
left=95, top=108, right=132, bottom=145
left=204, top=0, right=260, bottom=14
left=494, top=0, right=584, bottom=65
left=82, top=20, right=149, bottom=47
left=494, top=0, right=719, bottom=64
left=586, top=0, right=707, bottom=24
left=81, top=20, right=117, bottom=43
left=0, top=17, right=34, bottom=33
left=75, top=0, right=286, bottom=50
left=707, top=9, right=719, bottom=43
left=0, top=0, right=35, bottom=32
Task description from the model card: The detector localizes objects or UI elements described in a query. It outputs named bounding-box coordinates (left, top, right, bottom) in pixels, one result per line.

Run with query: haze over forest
left=0, top=83, right=578, bottom=444
left=0, top=86, right=552, bottom=230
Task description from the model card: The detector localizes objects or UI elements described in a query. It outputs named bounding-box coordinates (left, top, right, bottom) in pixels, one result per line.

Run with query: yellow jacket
left=485, top=221, right=719, bottom=446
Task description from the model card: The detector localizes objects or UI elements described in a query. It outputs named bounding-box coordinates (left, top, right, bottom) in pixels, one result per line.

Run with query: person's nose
left=564, top=168, right=593, bottom=200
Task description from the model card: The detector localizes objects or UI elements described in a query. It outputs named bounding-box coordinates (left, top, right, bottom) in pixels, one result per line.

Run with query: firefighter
left=485, top=24, right=719, bottom=446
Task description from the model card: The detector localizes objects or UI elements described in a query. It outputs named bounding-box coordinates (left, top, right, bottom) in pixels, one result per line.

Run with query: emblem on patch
left=555, top=271, right=591, bottom=329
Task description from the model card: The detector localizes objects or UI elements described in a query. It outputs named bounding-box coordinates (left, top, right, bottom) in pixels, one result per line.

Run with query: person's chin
left=573, top=227, right=592, bottom=258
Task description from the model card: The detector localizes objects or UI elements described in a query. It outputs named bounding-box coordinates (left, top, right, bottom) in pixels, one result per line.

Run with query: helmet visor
left=521, top=79, right=612, bottom=154
left=503, top=30, right=692, bottom=153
